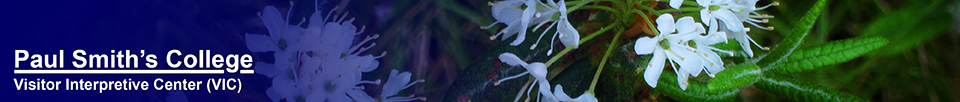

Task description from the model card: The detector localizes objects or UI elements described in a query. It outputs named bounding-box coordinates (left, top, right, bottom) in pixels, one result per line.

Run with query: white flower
left=485, top=0, right=580, bottom=55
left=379, top=70, right=425, bottom=102
left=333, top=70, right=424, bottom=102
left=248, top=1, right=388, bottom=102
left=302, top=6, right=384, bottom=102
left=634, top=14, right=704, bottom=90
left=484, top=0, right=526, bottom=42
left=695, top=0, right=777, bottom=57
left=246, top=4, right=319, bottom=102
left=698, top=0, right=746, bottom=32
left=552, top=85, right=598, bottom=102
left=528, top=0, right=580, bottom=55
left=729, top=0, right=777, bottom=30
left=497, top=53, right=556, bottom=101
left=692, top=27, right=733, bottom=77
left=725, top=0, right=777, bottom=57
left=245, top=5, right=308, bottom=82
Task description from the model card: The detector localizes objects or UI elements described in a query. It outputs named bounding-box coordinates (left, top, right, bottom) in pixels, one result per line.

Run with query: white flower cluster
left=484, top=0, right=598, bottom=101
left=639, top=0, right=777, bottom=90
left=484, top=0, right=580, bottom=55
left=498, top=53, right=597, bottom=102
left=244, top=1, right=422, bottom=102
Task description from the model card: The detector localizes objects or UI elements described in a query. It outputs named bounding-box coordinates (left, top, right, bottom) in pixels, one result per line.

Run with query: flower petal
left=669, top=0, right=683, bottom=9
left=674, top=17, right=703, bottom=35
left=700, top=9, right=712, bottom=25
left=491, top=0, right=524, bottom=22
left=245, top=33, right=279, bottom=52
left=537, top=79, right=556, bottom=101
left=634, top=36, right=660, bottom=55
left=671, top=44, right=703, bottom=77
left=553, top=85, right=573, bottom=101
left=265, top=87, right=284, bottom=102
left=699, top=48, right=725, bottom=74
left=346, top=90, right=375, bottom=102
left=573, top=93, right=599, bottom=102
left=738, top=32, right=755, bottom=57
left=697, top=0, right=711, bottom=7
left=677, top=70, right=690, bottom=90
left=558, top=19, right=580, bottom=48
left=382, top=70, right=412, bottom=97
left=501, top=20, right=523, bottom=41
left=656, top=14, right=676, bottom=35
left=309, top=10, right=326, bottom=27
left=712, top=10, right=744, bottom=32
left=527, top=62, right=548, bottom=79
left=260, top=6, right=285, bottom=38
left=644, top=50, right=666, bottom=88
left=254, top=62, right=278, bottom=78
left=512, top=0, right=538, bottom=46
left=498, top=53, right=528, bottom=66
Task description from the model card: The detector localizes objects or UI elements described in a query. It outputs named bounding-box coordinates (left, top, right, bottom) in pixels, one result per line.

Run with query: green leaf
left=860, top=0, right=952, bottom=57
left=767, top=37, right=888, bottom=74
left=654, top=71, right=740, bottom=102
left=710, top=40, right=743, bottom=57
left=708, top=63, right=761, bottom=90
left=756, top=0, right=828, bottom=68
left=755, top=76, right=867, bottom=102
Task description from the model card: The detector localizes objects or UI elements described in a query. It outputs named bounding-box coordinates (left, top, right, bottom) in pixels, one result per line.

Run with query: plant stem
left=656, top=7, right=703, bottom=13
left=576, top=5, right=623, bottom=15
left=586, top=29, right=623, bottom=93
left=632, top=9, right=660, bottom=35
left=545, top=20, right=618, bottom=80
left=636, top=4, right=662, bottom=15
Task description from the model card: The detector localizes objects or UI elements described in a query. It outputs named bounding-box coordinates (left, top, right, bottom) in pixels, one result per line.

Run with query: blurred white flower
left=634, top=14, right=703, bottom=90
left=378, top=69, right=425, bottom=102
left=497, top=53, right=557, bottom=101
left=245, top=5, right=308, bottom=85
left=247, top=0, right=393, bottom=102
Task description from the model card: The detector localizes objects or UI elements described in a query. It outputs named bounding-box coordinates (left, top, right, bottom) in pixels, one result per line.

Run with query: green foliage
left=860, top=0, right=952, bottom=57
left=710, top=40, right=743, bottom=57
left=756, top=76, right=867, bottom=102
left=708, top=63, right=760, bottom=91
left=767, top=37, right=888, bottom=73
left=756, top=0, right=828, bottom=68
left=655, top=71, right=740, bottom=102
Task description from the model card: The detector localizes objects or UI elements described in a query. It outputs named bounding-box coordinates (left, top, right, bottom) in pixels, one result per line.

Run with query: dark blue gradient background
left=2, top=0, right=370, bottom=101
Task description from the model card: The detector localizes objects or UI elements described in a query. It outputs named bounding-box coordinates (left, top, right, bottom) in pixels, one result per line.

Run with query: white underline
left=13, top=70, right=256, bottom=74
left=239, top=70, right=255, bottom=74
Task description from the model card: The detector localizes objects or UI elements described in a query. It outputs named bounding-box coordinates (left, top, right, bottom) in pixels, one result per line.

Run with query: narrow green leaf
left=768, top=37, right=888, bottom=73
left=756, top=76, right=867, bottom=102
left=757, top=0, right=828, bottom=68
left=708, top=63, right=761, bottom=90
left=654, top=71, right=740, bottom=102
